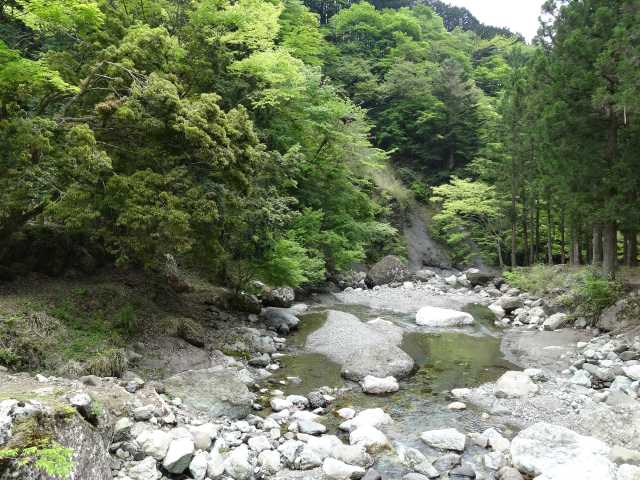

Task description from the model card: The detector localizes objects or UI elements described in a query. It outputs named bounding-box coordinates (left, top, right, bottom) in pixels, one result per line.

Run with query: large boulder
left=494, top=371, right=538, bottom=398
left=495, top=296, right=524, bottom=313
left=420, top=428, right=466, bottom=452
left=0, top=400, right=112, bottom=480
left=598, top=296, right=640, bottom=332
left=164, top=368, right=255, bottom=419
left=542, top=313, right=568, bottom=331
left=263, top=287, right=296, bottom=308
left=415, top=306, right=474, bottom=328
left=465, top=269, right=496, bottom=286
left=306, top=310, right=414, bottom=381
left=261, top=307, right=301, bottom=334
left=361, top=376, right=400, bottom=395
left=510, top=423, right=616, bottom=480
left=367, top=256, right=410, bottom=286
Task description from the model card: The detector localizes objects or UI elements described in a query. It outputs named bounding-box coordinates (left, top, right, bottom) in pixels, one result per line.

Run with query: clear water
left=269, top=302, right=517, bottom=477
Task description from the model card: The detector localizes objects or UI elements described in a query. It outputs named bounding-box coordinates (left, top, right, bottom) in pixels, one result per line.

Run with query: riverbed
left=270, top=299, right=518, bottom=477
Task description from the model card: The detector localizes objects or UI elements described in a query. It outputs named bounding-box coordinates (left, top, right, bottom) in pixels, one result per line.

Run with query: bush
left=84, top=348, right=127, bottom=377
left=573, top=269, right=622, bottom=319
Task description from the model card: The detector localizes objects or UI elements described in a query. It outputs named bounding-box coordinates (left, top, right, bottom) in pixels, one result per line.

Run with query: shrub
left=84, top=348, right=127, bottom=377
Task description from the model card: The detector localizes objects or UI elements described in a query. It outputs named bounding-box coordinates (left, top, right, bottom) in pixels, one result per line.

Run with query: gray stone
left=415, top=306, right=474, bottom=328
left=362, top=469, right=382, bottom=480
left=497, top=467, right=524, bottom=480
left=163, top=438, right=195, bottom=474
left=450, top=464, right=476, bottom=479
left=164, top=368, right=254, bottom=419
left=420, top=428, right=466, bottom=451
left=224, top=444, right=252, bottom=480
left=367, top=255, right=410, bottom=286
left=127, top=456, right=162, bottom=480
left=263, top=287, right=296, bottom=308
left=361, top=375, right=399, bottom=394
left=189, top=451, right=209, bottom=480
left=322, top=458, right=366, bottom=479
left=306, top=310, right=414, bottom=381
left=510, top=422, right=616, bottom=480
left=494, top=371, right=538, bottom=398
left=136, top=429, right=171, bottom=460
left=262, top=307, right=301, bottom=334
left=543, top=313, right=568, bottom=331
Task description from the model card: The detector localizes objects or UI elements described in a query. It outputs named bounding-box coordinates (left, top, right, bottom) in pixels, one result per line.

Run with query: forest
left=0, top=0, right=639, bottom=287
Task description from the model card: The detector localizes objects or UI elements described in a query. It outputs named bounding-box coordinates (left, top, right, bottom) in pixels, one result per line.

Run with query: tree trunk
left=623, top=230, right=638, bottom=267
left=522, top=189, right=530, bottom=266
left=496, top=239, right=504, bottom=269
left=592, top=225, right=603, bottom=266
left=602, top=222, right=617, bottom=278
left=529, top=198, right=535, bottom=263
left=510, top=168, right=518, bottom=268
left=546, top=197, right=553, bottom=265
left=533, top=197, right=540, bottom=261
left=570, top=224, right=581, bottom=265
left=560, top=207, right=566, bottom=264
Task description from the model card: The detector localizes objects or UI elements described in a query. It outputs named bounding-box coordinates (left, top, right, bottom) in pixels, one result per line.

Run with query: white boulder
left=361, top=376, right=400, bottom=394
left=494, top=371, right=539, bottom=398
left=322, top=458, right=366, bottom=479
left=420, top=428, right=466, bottom=451
left=510, top=422, right=616, bottom=480
left=349, top=426, right=390, bottom=453
left=416, top=306, right=474, bottom=328
left=162, top=438, right=195, bottom=474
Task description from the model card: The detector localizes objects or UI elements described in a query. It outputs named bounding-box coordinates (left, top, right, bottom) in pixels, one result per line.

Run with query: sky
left=445, top=0, right=546, bottom=41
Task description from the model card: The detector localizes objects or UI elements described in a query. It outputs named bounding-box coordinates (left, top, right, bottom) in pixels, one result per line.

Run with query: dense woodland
left=0, top=0, right=638, bottom=287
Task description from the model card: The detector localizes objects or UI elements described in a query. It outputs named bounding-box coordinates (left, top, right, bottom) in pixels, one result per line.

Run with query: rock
left=189, top=423, right=217, bottom=451
left=598, top=296, right=640, bottom=332
left=248, top=435, right=272, bottom=452
left=496, top=296, right=523, bottom=313
left=69, top=392, right=94, bottom=423
left=415, top=306, right=474, bottom=328
left=306, top=310, right=414, bottom=381
left=420, top=428, right=466, bottom=451
left=414, top=269, right=436, bottom=281
left=465, top=270, right=496, bottom=286
left=207, top=448, right=225, bottom=478
left=583, top=363, right=615, bottom=382
left=296, top=446, right=324, bottom=470
left=414, top=461, right=439, bottom=478
left=484, top=451, right=507, bottom=470
left=569, top=369, right=592, bottom=387
left=0, top=404, right=112, bottom=480
left=133, top=405, right=154, bottom=422
left=258, top=450, right=282, bottom=474
left=451, top=388, right=472, bottom=398
left=362, top=469, right=383, bottom=480
left=542, top=312, right=568, bottom=331
left=337, top=408, right=356, bottom=420
left=189, top=451, right=209, bottom=480
left=224, top=444, right=252, bottom=480
left=136, top=429, right=171, bottom=460
left=488, top=303, right=506, bottom=320
left=271, top=397, right=293, bottom=412
left=176, top=317, right=206, bottom=348
left=610, top=446, right=640, bottom=466
left=617, top=464, right=640, bottom=480
left=114, top=417, right=133, bottom=442
left=228, top=291, right=262, bottom=314
left=340, top=408, right=393, bottom=432
left=433, top=452, right=461, bottom=472
left=403, top=474, right=430, bottom=480
left=361, top=375, right=399, bottom=394
left=263, top=287, right=296, bottom=308
left=494, top=371, right=539, bottom=398
left=450, top=464, right=476, bottom=478
left=482, top=428, right=510, bottom=452
left=297, top=418, right=327, bottom=435
left=332, top=445, right=373, bottom=468
left=164, top=368, right=254, bottom=419
left=278, top=440, right=304, bottom=467
left=497, top=467, right=524, bottom=480
left=262, top=307, right=301, bottom=334
left=322, top=458, right=366, bottom=479
left=128, top=456, right=162, bottom=480
left=349, top=426, right=390, bottom=453
left=447, top=402, right=466, bottom=410
left=510, top=422, right=616, bottom=480
left=367, top=255, right=410, bottom=286
left=163, top=438, right=195, bottom=474
left=623, top=365, right=640, bottom=381
left=307, top=391, right=327, bottom=409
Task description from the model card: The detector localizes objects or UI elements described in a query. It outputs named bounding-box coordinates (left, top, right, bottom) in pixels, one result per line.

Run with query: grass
left=504, top=264, right=624, bottom=321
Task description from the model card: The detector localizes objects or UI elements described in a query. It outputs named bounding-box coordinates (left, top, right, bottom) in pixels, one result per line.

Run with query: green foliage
left=431, top=177, right=506, bottom=265
left=114, top=304, right=137, bottom=337
left=503, top=265, right=569, bottom=297
left=573, top=269, right=622, bottom=319
left=84, top=348, right=127, bottom=377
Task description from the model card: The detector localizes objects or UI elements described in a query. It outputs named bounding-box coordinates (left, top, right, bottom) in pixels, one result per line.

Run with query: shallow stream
left=271, top=301, right=518, bottom=476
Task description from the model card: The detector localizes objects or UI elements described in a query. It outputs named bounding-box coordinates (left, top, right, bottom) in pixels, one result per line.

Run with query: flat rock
left=510, top=422, right=616, bottom=480
left=164, top=368, right=254, bottom=419
left=420, top=428, right=466, bottom=451
left=494, top=371, right=538, bottom=398
left=361, top=375, right=399, bottom=394
left=306, top=310, right=414, bottom=381
left=416, top=306, right=474, bottom=327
